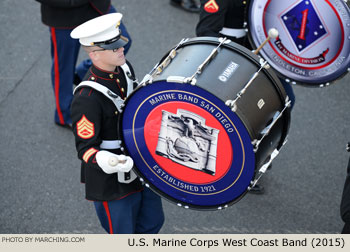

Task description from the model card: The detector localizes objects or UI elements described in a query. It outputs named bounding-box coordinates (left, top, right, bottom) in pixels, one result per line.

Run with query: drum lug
left=225, top=99, right=238, bottom=112
left=251, top=139, right=258, bottom=152
left=259, top=149, right=279, bottom=173
left=167, top=76, right=186, bottom=83
left=254, top=99, right=291, bottom=150
left=285, top=96, right=291, bottom=107
left=319, top=82, right=330, bottom=88
left=225, top=100, right=233, bottom=107
left=282, top=138, right=288, bottom=147
left=217, top=205, right=228, bottom=210
left=285, top=78, right=296, bottom=86
left=140, top=74, right=152, bottom=86
left=184, top=77, right=197, bottom=85
left=166, top=76, right=197, bottom=85
left=228, top=60, right=269, bottom=108
left=218, top=37, right=231, bottom=44
left=248, top=149, right=279, bottom=190
left=114, top=102, right=124, bottom=113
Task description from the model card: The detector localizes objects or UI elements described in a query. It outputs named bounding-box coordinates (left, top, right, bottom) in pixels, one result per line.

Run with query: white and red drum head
left=248, top=0, right=350, bottom=86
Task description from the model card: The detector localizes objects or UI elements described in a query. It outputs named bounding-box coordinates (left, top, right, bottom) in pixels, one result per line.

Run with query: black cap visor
left=94, top=35, right=129, bottom=50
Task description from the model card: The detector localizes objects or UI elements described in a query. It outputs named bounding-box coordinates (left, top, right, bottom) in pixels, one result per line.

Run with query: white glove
left=96, top=150, right=134, bottom=174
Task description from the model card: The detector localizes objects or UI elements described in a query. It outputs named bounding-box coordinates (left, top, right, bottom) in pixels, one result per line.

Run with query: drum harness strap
left=73, top=63, right=135, bottom=113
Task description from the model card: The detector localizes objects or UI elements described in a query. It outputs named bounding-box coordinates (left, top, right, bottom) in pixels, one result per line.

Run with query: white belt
left=100, top=140, right=122, bottom=149
left=219, top=27, right=246, bottom=39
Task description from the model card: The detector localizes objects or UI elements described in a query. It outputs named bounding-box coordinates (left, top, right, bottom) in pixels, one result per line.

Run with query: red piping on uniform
left=117, top=189, right=143, bottom=200
left=102, top=201, right=114, bottom=234
left=89, top=2, right=108, bottom=15
left=91, top=65, right=120, bottom=79
left=51, top=27, right=65, bottom=124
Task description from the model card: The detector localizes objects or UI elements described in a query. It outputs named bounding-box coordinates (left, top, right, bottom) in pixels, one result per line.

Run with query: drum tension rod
left=226, top=59, right=269, bottom=112
left=252, top=99, right=291, bottom=152
left=248, top=149, right=280, bottom=191
left=187, top=38, right=229, bottom=85
left=140, top=38, right=189, bottom=85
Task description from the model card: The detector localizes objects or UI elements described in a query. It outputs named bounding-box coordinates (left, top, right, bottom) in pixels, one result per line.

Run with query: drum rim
left=119, top=81, right=257, bottom=210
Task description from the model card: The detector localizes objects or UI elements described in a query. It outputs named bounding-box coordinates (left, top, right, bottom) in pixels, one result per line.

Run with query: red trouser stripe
left=50, top=27, right=64, bottom=124
left=102, top=201, right=114, bottom=234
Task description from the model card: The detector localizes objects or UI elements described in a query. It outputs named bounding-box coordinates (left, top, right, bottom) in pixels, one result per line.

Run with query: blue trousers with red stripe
left=94, top=188, right=164, bottom=234
left=49, top=5, right=131, bottom=125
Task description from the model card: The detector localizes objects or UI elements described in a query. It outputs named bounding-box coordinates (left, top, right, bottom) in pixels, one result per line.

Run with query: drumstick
left=253, top=28, right=279, bottom=55
left=108, top=156, right=126, bottom=166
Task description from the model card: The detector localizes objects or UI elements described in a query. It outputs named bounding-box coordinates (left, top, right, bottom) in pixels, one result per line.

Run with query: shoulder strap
left=73, top=81, right=125, bottom=113
left=120, top=63, right=135, bottom=96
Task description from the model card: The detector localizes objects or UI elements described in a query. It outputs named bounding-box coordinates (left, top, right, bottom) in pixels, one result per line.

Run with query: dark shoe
left=248, top=183, right=265, bottom=194
left=55, top=122, right=72, bottom=130
left=170, top=0, right=200, bottom=13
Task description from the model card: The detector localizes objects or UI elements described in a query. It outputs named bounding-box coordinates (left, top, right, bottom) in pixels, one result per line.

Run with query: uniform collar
left=90, top=64, right=121, bottom=81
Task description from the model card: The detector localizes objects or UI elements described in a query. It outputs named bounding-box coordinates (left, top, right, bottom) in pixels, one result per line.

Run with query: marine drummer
left=70, top=13, right=164, bottom=234
left=196, top=0, right=252, bottom=48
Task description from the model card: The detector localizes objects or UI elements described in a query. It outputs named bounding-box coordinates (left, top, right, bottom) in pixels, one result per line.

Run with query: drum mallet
left=108, top=156, right=126, bottom=166
left=253, top=28, right=279, bottom=55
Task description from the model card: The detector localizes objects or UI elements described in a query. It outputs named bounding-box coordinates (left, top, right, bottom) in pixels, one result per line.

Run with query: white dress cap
left=70, top=13, right=126, bottom=48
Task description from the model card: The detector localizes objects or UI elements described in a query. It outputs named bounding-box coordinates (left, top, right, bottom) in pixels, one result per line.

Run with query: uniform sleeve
left=341, top=157, right=350, bottom=223
left=196, top=0, right=229, bottom=37
left=71, top=92, right=103, bottom=170
left=35, top=0, right=90, bottom=8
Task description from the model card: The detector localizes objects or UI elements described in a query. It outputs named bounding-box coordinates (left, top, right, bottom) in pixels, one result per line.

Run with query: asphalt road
left=0, top=0, right=349, bottom=234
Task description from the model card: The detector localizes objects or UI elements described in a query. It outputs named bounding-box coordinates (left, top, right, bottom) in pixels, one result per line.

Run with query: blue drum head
left=121, top=81, right=255, bottom=210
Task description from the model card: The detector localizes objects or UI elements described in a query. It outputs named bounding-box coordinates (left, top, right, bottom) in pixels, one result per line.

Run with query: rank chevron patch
left=204, top=0, right=219, bottom=13
left=77, top=115, right=95, bottom=139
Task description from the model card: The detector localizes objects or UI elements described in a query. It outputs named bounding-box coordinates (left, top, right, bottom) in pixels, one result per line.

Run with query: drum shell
left=118, top=38, right=291, bottom=209
left=152, top=37, right=290, bottom=170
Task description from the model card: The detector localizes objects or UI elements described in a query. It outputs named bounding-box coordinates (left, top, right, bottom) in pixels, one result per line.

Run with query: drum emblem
left=248, top=0, right=350, bottom=85
left=281, top=0, right=327, bottom=52
left=155, top=109, right=219, bottom=175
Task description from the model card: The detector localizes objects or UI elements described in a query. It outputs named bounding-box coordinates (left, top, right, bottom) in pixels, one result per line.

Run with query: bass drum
left=248, top=0, right=350, bottom=87
left=119, top=37, right=291, bottom=210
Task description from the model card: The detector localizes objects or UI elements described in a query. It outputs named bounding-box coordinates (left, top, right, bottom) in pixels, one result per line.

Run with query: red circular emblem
left=144, top=101, right=233, bottom=185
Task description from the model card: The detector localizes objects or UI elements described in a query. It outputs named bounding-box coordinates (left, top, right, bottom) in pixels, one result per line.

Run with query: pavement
left=0, top=0, right=349, bottom=234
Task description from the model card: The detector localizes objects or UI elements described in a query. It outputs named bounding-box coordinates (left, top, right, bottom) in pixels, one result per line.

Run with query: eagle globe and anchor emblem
left=155, top=109, right=220, bottom=176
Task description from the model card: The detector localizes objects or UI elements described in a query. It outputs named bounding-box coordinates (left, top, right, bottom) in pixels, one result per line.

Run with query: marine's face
left=90, top=46, right=126, bottom=71
left=98, top=47, right=126, bottom=67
